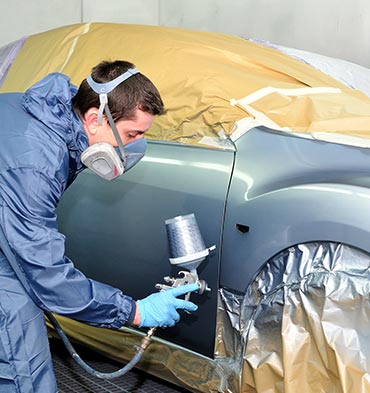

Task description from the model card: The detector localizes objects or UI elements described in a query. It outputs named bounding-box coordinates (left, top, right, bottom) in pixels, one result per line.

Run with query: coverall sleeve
left=0, top=167, right=135, bottom=329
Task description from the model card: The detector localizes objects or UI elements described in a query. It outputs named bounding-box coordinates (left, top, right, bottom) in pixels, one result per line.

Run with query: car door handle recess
left=236, top=223, right=250, bottom=233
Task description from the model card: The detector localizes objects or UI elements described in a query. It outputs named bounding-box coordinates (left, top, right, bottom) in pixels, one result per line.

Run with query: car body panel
left=57, top=140, right=235, bottom=357
left=221, top=126, right=370, bottom=292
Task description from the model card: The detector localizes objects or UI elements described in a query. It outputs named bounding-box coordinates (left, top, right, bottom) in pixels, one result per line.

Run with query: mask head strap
left=86, top=68, right=140, bottom=163
left=87, top=68, right=139, bottom=124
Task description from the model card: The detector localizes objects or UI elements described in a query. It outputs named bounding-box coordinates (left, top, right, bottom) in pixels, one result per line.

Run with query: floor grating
left=50, top=339, right=190, bottom=393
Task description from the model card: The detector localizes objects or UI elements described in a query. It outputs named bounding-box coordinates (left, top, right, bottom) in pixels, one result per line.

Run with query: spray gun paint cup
left=165, top=213, right=215, bottom=275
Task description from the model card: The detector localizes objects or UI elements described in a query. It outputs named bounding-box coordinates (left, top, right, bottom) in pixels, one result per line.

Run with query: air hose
left=0, top=223, right=155, bottom=380
left=46, top=310, right=156, bottom=379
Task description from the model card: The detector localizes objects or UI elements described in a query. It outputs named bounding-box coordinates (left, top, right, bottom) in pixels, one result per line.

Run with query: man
left=0, top=60, right=199, bottom=392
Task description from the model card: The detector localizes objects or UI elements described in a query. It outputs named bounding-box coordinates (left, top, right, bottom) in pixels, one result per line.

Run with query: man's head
left=73, top=60, right=165, bottom=122
left=73, top=60, right=165, bottom=146
left=74, top=60, right=165, bottom=180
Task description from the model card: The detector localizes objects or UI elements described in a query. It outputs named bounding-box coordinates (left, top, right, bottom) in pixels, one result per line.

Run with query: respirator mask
left=81, top=68, right=147, bottom=181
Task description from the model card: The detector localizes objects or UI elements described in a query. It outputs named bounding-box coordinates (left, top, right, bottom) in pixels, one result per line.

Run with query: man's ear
left=83, top=108, right=100, bottom=135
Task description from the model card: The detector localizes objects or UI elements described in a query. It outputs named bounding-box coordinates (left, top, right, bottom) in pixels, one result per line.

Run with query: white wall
left=1, top=0, right=369, bottom=67
left=0, top=0, right=81, bottom=44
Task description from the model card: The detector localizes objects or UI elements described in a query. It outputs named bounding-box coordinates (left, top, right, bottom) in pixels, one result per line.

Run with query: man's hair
left=72, top=60, right=166, bottom=121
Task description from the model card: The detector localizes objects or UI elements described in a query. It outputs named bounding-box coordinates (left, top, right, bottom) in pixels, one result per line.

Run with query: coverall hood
left=21, top=72, right=88, bottom=170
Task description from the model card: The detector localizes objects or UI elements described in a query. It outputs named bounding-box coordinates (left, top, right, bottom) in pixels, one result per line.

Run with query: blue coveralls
left=0, top=73, right=136, bottom=392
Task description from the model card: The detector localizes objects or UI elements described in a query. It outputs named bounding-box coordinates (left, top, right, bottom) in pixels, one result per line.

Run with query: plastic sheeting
left=217, top=242, right=370, bottom=392
left=251, top=38, right=370, bottom=98
left=49, top=242, right=370, bottom=392
left=2, top=23, right=370, bottom=148
left=0, top=37, right=27, bottom=88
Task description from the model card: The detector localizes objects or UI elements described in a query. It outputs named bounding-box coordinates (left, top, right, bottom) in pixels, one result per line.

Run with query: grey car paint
left=57, top=125, right=370, bottom=358
left=57, top=140, right=234, bottom=358
left=221, top=126, right=370, bottom=293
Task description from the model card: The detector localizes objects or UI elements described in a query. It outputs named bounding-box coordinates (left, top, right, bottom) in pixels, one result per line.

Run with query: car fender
left=220, top=182, right=370, bottom=293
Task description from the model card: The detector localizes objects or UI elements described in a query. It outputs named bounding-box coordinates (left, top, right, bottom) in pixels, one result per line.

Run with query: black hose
left=46, top=311, right=154, bottom=379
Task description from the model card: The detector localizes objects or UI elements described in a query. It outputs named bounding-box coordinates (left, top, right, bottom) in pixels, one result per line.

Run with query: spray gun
left=156, top=213, right=214, bottom=299
left=141, top=213, right=215, bottom=350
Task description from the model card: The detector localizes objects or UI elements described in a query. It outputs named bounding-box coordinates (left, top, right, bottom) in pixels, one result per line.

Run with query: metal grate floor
left=50, top=339, right=190, bottom=393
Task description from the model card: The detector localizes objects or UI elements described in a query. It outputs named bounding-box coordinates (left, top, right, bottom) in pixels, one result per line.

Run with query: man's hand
left=134, top=283, right=199, bottom=328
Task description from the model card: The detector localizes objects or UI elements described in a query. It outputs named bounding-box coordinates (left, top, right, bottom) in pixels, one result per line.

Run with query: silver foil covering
left=216, top=242, right=370, bottom=392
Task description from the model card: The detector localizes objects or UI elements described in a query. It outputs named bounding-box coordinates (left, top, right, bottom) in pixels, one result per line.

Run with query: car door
left=57, top=139, right=235, bottom=357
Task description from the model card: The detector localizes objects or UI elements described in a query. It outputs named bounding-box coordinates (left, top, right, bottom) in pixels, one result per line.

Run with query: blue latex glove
left=137, top=283, right=199, bottom=328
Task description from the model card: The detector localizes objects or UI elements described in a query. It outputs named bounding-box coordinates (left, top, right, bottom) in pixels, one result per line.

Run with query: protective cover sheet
left=252, top=39, right=370, bottom=98
left=0, top=37, right=27, bottom=88
left=49, top=242, right=370, bottom=392
left=2, top=23, right=370, bottom=147
left=216, top=242, right=370, bottom=392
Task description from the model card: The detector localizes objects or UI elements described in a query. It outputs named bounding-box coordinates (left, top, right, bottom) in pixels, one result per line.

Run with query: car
left=2, top=23, right=370, bottom=393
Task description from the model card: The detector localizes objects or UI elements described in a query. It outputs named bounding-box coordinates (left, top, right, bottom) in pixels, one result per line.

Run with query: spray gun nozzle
left=197, top=279, right=211, bottom=295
